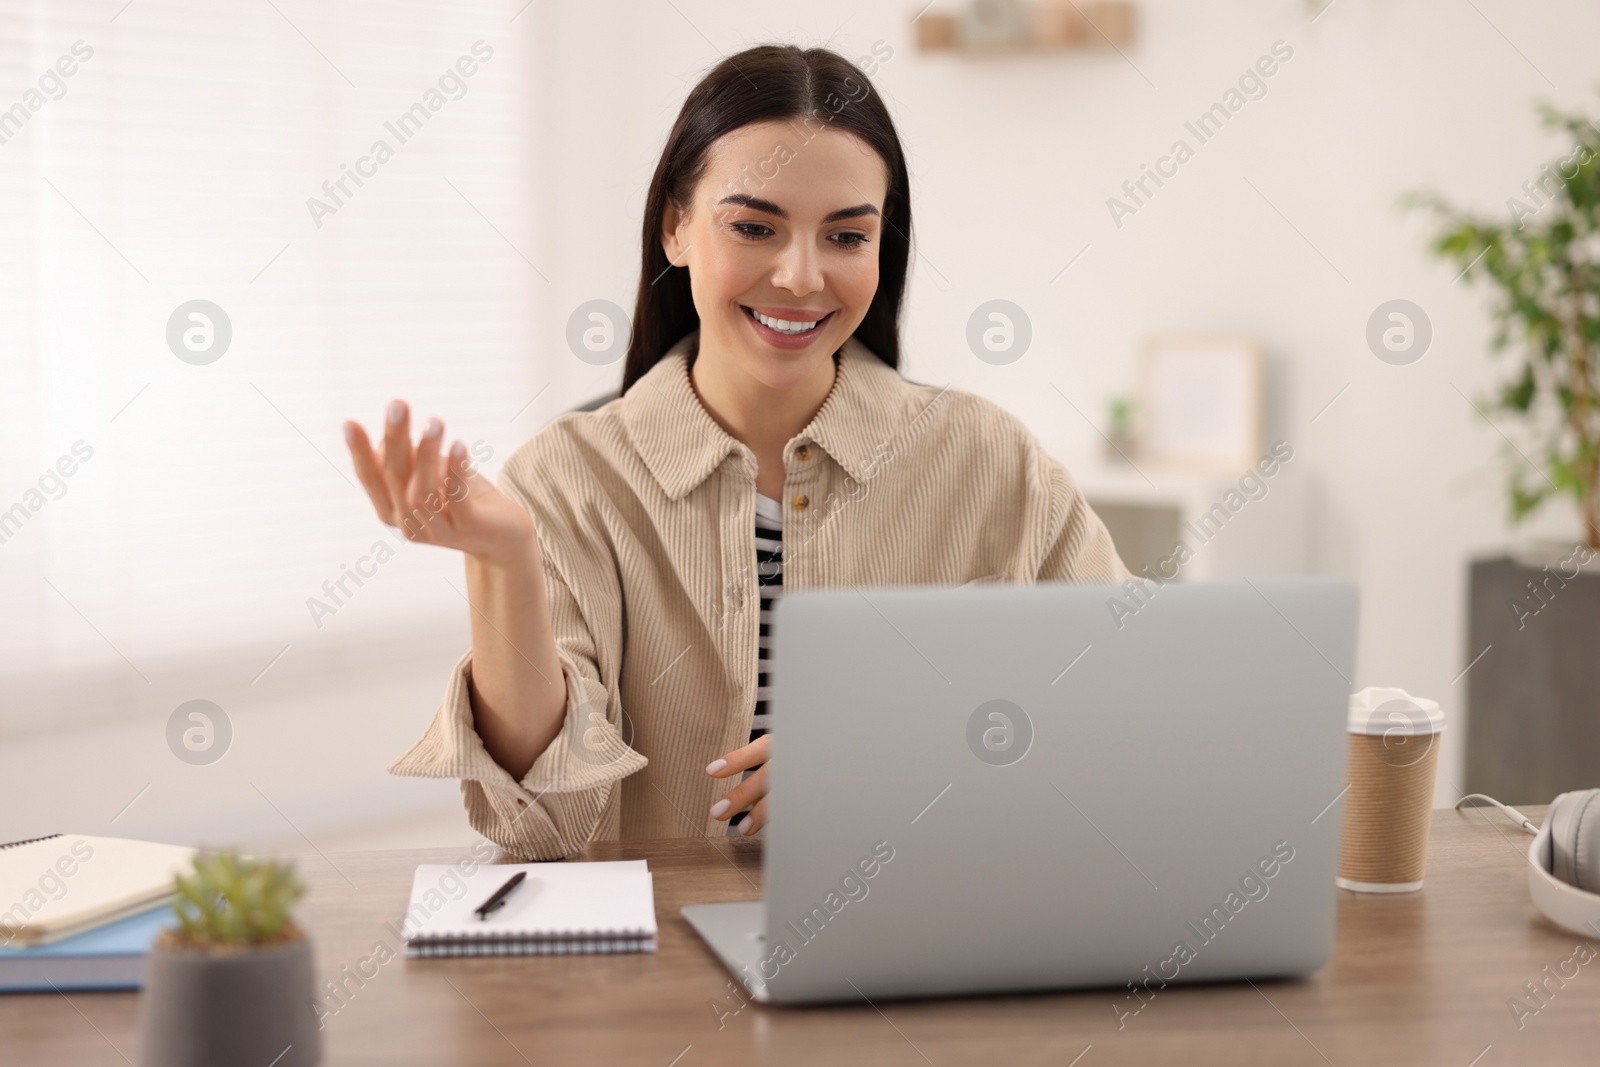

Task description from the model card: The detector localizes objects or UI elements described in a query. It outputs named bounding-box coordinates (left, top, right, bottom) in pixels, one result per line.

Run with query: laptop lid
left=756, top=576, right=1357, bottom=1004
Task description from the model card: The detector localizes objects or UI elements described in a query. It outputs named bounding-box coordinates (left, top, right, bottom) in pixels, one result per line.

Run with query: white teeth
left=751, top=309, right=823, bottom=334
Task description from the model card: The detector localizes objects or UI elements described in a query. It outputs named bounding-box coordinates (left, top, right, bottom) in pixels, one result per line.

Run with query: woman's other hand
left=706, top=734, right=770, bottom=836
left=344, top=399, right=532, bottom=563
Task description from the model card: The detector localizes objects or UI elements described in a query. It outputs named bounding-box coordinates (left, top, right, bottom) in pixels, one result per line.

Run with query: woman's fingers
left=444, top=439, right=475, bottom=505
left=347, top=407, right=529, bottom=562
left=710, top=762, right=769, bottom=827
left=739, top=795, right=767, bottom=836
left=347, top=407, right=497, bottom=554
left=405, top=417, right=446, bottom=541
left=706, top=736, right=772, bottom=829
left=344, top=421, right=396, bottom=523
left=381, top=399, right=414, bottom=519
left=706, top=734, right=770, bottom=778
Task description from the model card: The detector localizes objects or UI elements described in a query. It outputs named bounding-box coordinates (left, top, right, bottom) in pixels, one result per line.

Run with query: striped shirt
left=727, top=491, right=783, bottom=833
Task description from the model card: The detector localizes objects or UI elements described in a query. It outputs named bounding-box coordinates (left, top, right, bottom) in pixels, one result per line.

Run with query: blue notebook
left=0, top=905, right=175, bottom=992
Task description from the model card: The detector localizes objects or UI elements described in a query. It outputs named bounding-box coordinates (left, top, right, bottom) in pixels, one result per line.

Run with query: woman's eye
left=730, top=224, right=869, bottom=248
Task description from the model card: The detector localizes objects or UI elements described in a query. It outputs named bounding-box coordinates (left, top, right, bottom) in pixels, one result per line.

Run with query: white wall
left=6, top=0, right=1595, bottom=853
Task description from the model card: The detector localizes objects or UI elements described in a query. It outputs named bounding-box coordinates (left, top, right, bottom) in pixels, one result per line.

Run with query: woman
left=343, top=44, right=1132, bottom=860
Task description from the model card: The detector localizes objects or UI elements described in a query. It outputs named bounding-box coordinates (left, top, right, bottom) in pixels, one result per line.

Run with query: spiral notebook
left=401, top=860, right=657, bottom=957
left=0, top=834, right=196, bottom=947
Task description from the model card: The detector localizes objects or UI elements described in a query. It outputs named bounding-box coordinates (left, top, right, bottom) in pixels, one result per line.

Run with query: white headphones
left=1457, top=790, right=1600, bottom=938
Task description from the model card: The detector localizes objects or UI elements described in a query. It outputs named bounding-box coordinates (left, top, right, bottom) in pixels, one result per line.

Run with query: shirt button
left=796, top=444, right=811, bottom=461
left=792, top=493, right=809, bottom=511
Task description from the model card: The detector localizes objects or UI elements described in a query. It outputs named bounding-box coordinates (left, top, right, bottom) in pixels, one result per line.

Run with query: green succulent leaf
left=166, top=848, right=304, bottom=948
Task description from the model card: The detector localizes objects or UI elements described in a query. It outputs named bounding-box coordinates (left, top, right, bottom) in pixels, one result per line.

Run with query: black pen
left=474, top=871, right=527, bottom=920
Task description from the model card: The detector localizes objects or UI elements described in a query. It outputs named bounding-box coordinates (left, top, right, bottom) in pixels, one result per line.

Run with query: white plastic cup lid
left=1348, top=686, right=1444, bottom=736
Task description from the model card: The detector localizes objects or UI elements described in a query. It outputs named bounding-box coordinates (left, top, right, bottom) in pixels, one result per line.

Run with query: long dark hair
left=620, top=44, right=912, bottom=395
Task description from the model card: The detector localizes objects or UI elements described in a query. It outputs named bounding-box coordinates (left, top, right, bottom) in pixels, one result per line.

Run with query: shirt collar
left=621, top=328, right=911, bottom=501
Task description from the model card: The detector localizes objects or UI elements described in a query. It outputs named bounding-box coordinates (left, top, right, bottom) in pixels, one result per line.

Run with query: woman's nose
left=771, top=238, right=824, bottom=296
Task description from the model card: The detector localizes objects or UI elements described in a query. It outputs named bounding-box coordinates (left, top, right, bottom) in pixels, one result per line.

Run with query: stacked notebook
left=401, top=859, right=657, bottom=957
left=0, top=834, right=197, bottom=991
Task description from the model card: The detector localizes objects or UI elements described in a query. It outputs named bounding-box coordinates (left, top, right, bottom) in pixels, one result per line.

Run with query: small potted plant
left=1104, top=395, right=1137, bottom=464
left=137, top=850, right=321, bottom=1067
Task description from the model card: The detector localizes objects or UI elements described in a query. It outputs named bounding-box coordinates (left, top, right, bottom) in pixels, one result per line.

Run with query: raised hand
left=343, top=399, right=532, bottom=563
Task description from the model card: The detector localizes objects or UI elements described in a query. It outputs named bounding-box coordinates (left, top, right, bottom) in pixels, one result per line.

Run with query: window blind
left=0, top=1, right=585, bottom=733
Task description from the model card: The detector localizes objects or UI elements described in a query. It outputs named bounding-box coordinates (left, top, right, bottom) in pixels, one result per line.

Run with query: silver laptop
left=683, top=576, right=1357, bottom=1005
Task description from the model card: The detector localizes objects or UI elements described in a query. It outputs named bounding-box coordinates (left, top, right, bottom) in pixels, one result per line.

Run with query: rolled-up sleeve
left=1034, top=446, right=1135, bottom=585
left=387, top=455, right=647, bottom=860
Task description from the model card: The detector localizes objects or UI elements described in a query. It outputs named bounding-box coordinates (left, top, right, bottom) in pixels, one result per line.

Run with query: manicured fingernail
left=424, top=417, right=442, bottom=439
left=710, top=799, right=730, bottom=818
left=742, top=820, right=758, bottom=836
left=450, top=441, right=467, bottom=461
left=343, top=423, right=357, bottom=445
left=388, top=400, right=405, bottom=424
left=705, top=759, right=726, bottom=775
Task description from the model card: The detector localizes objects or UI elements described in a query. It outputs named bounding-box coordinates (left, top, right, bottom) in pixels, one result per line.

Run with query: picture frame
left=1136, top=334, right=1264, bottom=474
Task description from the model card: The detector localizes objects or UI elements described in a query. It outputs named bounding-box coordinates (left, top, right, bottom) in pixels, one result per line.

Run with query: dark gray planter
left=137, top=934, right=321, bottom=1067
left=1465, top=553, right=1600, bottom=804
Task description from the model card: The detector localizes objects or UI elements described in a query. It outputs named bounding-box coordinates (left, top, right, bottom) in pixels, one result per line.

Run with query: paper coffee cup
left=1336, top=687, right=1445, bottom=893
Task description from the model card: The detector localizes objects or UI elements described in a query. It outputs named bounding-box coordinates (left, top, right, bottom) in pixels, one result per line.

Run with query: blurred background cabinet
left=1080, top=464, right=1313, bottom=582
left=1465, top=557, right=1600, bottom=805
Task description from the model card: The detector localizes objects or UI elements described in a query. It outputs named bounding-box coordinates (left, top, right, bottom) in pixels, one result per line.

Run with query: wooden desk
left=6, top=805, right=1600, bottom=1066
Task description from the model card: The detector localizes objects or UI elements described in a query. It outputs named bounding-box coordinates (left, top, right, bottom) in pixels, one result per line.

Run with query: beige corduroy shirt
left=389, top=329, right=1133, bottom=859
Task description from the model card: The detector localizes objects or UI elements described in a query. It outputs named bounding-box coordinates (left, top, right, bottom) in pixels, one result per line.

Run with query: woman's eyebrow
left=822, top=203, right=881, bottom=222
left=716, top=193, right=880, bottom=223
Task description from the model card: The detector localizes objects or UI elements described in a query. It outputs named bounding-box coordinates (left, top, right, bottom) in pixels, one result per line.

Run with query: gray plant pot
left=137, top=934, right=321, bottom=1067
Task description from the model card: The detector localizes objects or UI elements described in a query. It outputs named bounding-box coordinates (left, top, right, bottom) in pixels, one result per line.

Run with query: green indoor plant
left=1407, top=99, right=1600, bottom=804
left=137, top=850, right=321, bottom=1067
left=1404, top=98, right=1600, bottom=553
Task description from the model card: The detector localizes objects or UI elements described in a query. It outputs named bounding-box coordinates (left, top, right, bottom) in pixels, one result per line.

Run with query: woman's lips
left=741, top=305, right=836, bottom=350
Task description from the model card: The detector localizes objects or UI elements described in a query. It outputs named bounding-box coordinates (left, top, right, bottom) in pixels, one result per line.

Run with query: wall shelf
left=915, top=1, right=1136, bottom=54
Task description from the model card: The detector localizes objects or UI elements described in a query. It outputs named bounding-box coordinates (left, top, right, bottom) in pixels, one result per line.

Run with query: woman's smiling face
left=662, top=119, right=890, bottom=391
